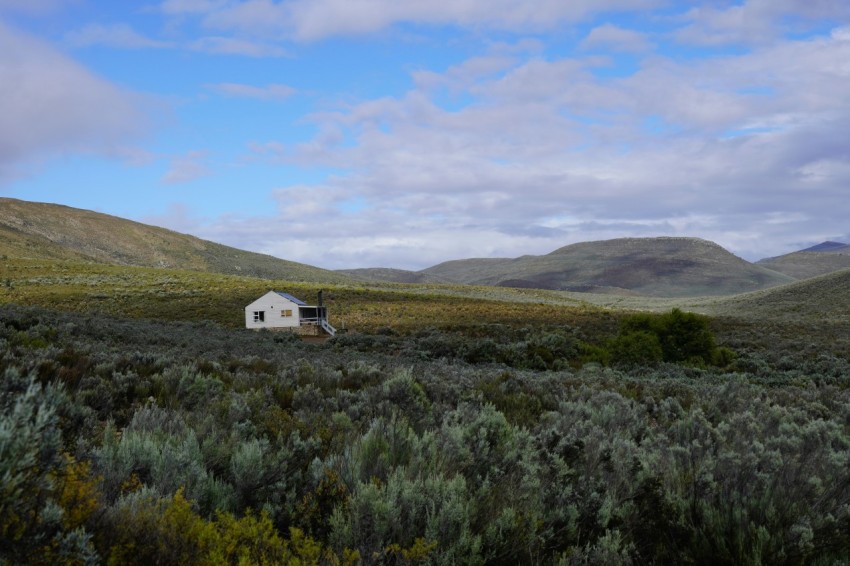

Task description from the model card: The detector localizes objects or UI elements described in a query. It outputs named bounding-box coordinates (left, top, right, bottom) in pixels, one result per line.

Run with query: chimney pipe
left=318, top=289, right=323, bottom=307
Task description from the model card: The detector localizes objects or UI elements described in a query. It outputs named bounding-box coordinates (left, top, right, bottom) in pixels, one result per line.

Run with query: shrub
left=609, top=330, right=663, bottom=367
left=102, top=488, right=344, bottom=565
left=610, top=309, right=722, bottom=367
left=0, top=372, right=99, bottom=564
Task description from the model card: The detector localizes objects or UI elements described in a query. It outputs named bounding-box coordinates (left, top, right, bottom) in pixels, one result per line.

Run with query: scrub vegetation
left=3, top=264, right=850, bottom=564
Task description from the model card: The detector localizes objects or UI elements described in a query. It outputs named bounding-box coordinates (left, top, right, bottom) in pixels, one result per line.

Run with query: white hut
left=244, top=291, right=335, bottom=336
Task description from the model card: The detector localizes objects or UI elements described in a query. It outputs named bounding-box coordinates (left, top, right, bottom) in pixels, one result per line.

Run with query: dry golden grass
left=0, top=258, right=612, bottom=332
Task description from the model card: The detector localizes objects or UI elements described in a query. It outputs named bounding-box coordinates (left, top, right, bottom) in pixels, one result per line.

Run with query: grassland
left=4, top=254, right=850, bottom=364
left=0, top=257, right=613, bottom=333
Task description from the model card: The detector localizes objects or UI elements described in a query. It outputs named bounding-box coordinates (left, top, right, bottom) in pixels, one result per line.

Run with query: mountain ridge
left=800, top=241, right=849, bottom=253
left=347, top=236, right=794, bottom=298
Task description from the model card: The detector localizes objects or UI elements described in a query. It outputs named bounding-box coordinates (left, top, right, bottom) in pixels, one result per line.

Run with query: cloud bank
left=0, top=22, right=149, bottom=182
left=206, top=14, right=850, bottom=269
left=4, top=1, right=850, bottom=271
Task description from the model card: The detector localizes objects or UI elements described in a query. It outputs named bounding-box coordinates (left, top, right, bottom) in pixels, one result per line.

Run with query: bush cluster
left=2, top=304, right=850, bottom=564
left=606, top=308, right=735, bottom=368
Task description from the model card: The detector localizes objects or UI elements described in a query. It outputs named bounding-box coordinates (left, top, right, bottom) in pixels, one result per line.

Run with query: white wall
left=244, top=291, right=301, bottom=329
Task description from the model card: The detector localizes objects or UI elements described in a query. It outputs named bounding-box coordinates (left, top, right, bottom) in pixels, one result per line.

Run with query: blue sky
left=2, top=0, right=850, bottom=270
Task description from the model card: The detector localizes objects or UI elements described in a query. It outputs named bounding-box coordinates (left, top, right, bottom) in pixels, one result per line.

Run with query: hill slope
left=707, top=268, right=850, bottom=322
left=0, top=198, right=350, bottom=284
left=757, top=242, right=850, bottom=280
left=336, top=267, right=451, bottom=284
left=417, top=237, right=793, bottom=297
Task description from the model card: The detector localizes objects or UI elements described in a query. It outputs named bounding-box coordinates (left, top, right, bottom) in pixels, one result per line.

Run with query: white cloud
left=581, top=23, right=654, bottom=52
left=675, top=0, right=850, bottom=46
left=65, top=23, right=173, bottom=49
left=183, top=27, right=850, bottom=269
left=161, top=150, right=211, bottom=184
left=284, top=0, right=662, bottom=41
left=207, top=82, right=295, bottom=99
left=15, top=1, right=843, bottom=269
left=0, top=22, right=150, bottom=183
left=832, top=26, right=850, bottom=41
left=202, top=0, right=292, bottom=36
left=158, top=0, right=661, bottom=41
left=0, top=0, right=71, bottom=15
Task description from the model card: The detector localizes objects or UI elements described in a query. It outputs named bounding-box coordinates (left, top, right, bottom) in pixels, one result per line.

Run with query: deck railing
left=299, top=317, right=336, bottom=336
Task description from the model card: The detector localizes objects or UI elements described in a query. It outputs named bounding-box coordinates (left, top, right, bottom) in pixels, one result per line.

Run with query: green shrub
left=0, top=372, right=99, bottom=564
left=609, top=330, right=663, bottom=367
left=607, top=309, right=723, bottom=367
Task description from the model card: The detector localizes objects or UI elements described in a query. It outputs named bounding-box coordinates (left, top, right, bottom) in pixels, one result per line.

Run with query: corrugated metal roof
left=274, top=291, right=307, bottom=305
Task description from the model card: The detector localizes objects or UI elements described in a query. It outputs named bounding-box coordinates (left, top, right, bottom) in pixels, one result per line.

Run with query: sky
left=2, top=0, right=850, bottom=270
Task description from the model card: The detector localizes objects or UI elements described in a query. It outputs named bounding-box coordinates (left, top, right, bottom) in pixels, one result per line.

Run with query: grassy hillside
left=336, top=267, right=451, bottom=284
left=2, top=198, right=804, bottom=298
left=420, top=237, right=793, bottom=297
left=0, top=197, right=350, bottom=284
left=705, top=268, right=850, bottom=323
left=757, top=250, right=850, bottom=279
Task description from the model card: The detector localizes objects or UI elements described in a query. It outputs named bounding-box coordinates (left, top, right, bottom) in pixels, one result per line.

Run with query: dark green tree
left=615, top=308, right=718, bottom=366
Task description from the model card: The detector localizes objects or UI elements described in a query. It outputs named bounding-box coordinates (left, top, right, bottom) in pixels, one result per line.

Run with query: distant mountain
left=347, top=237, right=795, bottom=298
left=757, top=241, right=850, bottom=280
left=801, top=241, right=850, bottom=253
left=0, top=198, right=351, bottom=284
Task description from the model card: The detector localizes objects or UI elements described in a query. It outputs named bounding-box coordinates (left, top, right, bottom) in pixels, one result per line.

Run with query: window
left=253, top=311, right=265, bottom=322
left=281, top=309, right=293, bottom=317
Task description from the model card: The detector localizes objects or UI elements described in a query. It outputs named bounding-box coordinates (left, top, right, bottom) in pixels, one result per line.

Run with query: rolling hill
left=706, top=267, right=850, bottom=322
left=757, top=241, right=850, bottom=280
left=0, top=198, right=351, bottom=284
left=348, top=237, right=795, bottom=298
left=337, top=267, right=452, bottom=284
left=1, top=198, right=815, bottom=298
